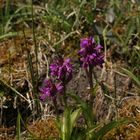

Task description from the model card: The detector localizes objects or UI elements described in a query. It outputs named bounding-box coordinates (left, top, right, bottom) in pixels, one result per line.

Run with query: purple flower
left=80, top=37, right=95, bottom=48
left=39, top=79, right=64, bottom=101
left=50, top=58, right=73, bottom=83
left=78, top=37, right=104, bottom=68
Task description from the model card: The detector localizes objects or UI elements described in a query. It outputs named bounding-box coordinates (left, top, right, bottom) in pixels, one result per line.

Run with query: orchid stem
left=85, top=66, right=95, bottom=105
left=53, top=97, right=59, bottom=118
left=63, top=84, right=67, bottom=108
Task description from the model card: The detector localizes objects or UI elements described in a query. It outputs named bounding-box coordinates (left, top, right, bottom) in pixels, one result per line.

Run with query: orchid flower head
left=79, top=36, right=104, bottom=68
left=39, top=79, right=64, bottom=101
left=50, top=57, right=73, bottom=83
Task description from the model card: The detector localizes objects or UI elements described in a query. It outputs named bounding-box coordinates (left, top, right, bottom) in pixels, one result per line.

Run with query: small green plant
left=86, top=117, right=134, bottom=140
left=69, top=92, right=135, bottom=140
left=56, top=108, right=82, bottom=140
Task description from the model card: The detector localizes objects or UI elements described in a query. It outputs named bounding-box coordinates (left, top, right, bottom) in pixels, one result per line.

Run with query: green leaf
left=0, top=91, right=4, bottom=97
left=59, top=108, right=81, bottom=140
left=68, top=93, right=95, bottom=127
left=124, top=19, right=136, bottom=46
left=71, top=127, right=86, bottom=140
left=62, top=108, right=71, bottom=140
left=86, top=124, right=101, bottom=136
left=0, top=32, right=18, bottom=40
left=93, top=118, right=134, bottom=140
left=122, top=68, right=140, bottom=90
left=71, top=108, right=81, bottom=130
left=16, top=111, right=21, bottom=140
left=93, top=0, right=97, bottom=9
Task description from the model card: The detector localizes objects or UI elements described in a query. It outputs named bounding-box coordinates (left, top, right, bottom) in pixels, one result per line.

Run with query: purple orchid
left=78, top=37, right=104, bottom=68
left=39, top=79, right=64, bottom=101
left=50, top=58, right=73, bottom=83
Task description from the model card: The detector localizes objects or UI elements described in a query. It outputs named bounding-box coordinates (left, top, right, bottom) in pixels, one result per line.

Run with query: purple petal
left=89, top=53, right=96, bottom=59
left=80, top=37, right=95, bottom=48
left=50, top=64, right=58, bottom=71
left=39, top=87, right=50, bottom=96
left=64, top=58, right=71, bottom=64
left=78, top=48, right=86, bottom=56
left=56, top=83, right=64, bottom=93
left=39, top=94, right=47, bottom=101
left=95, top=44, right=103, bottom=51
left=80, top=39, right=88, bottom=48
left=89, top=36, right=95, bottom=44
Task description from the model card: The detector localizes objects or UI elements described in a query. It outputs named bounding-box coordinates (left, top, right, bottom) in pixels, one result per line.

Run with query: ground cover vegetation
left=0, top=0, right=140, bottom=139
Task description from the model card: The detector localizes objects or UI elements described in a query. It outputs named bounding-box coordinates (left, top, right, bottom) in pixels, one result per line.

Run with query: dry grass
left=27, top=117, right=59, bottom=139
left=103, top=97, right=140, bottom=140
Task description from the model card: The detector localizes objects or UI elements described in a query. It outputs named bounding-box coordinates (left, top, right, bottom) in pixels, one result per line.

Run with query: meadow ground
left=0, top=0, right=140, bottom=139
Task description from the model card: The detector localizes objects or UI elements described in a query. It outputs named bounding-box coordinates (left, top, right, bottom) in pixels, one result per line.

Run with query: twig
left=53, top=31, right=79, bottom=47
left=0, top=78, right=29, bottom=102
